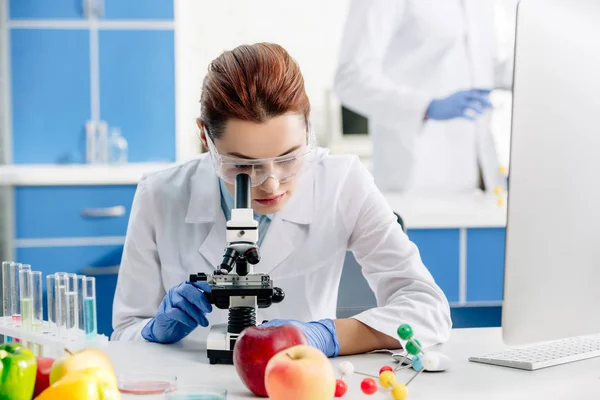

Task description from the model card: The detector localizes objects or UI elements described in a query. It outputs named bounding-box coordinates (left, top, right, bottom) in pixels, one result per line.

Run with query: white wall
left=174, top=0, right=515, bottom=168
left=174, top=0, right=350, bottom=161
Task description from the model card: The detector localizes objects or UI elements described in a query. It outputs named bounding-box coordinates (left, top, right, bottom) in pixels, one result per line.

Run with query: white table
left=106, top=328, right=600, bottom=400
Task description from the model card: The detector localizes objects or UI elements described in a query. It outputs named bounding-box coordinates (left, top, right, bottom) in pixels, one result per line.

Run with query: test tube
left=18, top=264, right=32, bottom=330
left=46, top=275, right=55, bottom=334
left=66, top=273, right=79, bottom=338
left=54, top=273, right=68, bottom=338
left=83, top=277, right=97, bottom=340
left=10, top=262, right=23, bottom=321
left=77, top=275, right=86, bottom=331
left=2, top=261, right=12, bottom=323
left=31, top=272, right=43, bottom=330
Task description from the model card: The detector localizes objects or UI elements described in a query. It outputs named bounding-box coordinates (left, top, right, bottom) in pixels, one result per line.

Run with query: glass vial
left=9, top=262, right=23, bottom=320
left=66, top=273, right=79, bottom=339
left=31, top=272, right=43, bottom=330
left=77, top=275, right=86, bottom=331
left=46, top=274, right=56, bottom=334
left=2, top=261, right=13, bottom=322
left=19, top=266, right=33, bottom=331
left=83, top=277, right=97, bottom=340
left=54, top=273, right=68, bottom=339
left=108, top=127, right=128, bottom=164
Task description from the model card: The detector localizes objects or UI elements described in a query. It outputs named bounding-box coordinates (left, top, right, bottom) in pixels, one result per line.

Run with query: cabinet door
left=102, top=0, right=174, bottom=20
left=16, top=245, right=123, bottom=337
left=98, top=30, right=175, bottom=162
left=15, top=185, right=137, bottom=239
left=466, top=228, right=506, bottom=302
left=9, top=0, right=86, bottom=19
left=406, top=229, right=460, bottom=303
left=11, top=29, right=91, bottom=164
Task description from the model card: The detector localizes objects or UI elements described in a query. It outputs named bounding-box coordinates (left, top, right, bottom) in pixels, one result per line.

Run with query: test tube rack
left=0, top=316, right=108, bottom=358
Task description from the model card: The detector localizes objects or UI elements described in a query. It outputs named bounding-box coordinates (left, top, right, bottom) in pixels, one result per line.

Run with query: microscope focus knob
left=272, top=287, right=285, bottom=303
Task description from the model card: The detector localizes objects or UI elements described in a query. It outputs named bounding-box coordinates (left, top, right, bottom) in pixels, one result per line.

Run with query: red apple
left=233, top=324, right=308, bottom=397
left=33, top=357, right=55, bottom=397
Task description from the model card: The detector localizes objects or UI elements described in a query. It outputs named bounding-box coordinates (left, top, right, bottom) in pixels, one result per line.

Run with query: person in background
left=334, top=0, right=516, bottom=194
left=111, top=42, right=451, bottom=357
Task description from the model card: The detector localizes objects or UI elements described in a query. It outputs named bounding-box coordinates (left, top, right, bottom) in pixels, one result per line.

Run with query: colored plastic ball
left=379, top=370, right=396, bottom=388
left=334, top=379, right=348, bottom=397
left=405, top=339, right=422, bottom=355
left=411, top=354, right=423, bottom=371
left=391, top=384, right=408, bottom=400
left=339, top=361, right=355, bottom=376
left=360, top=378, right=378, bottom=395
left=397, top=324, right=413, bottom=340
left=421, top=352, right=440, bottom=371
left=379, top=365, right=393, bottom=375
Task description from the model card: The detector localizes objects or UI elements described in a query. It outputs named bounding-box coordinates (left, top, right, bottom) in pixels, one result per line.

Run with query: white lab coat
left=334, top=0, right=516, bottom=193
left=111, top=149, right=452, bottom=348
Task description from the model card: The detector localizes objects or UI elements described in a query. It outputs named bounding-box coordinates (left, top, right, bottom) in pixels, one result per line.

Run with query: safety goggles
left=205, top=128, right=318, bottom=187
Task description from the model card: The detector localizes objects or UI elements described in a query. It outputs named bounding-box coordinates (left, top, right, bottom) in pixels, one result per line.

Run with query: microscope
left=190, top=173, right=285, bottom=365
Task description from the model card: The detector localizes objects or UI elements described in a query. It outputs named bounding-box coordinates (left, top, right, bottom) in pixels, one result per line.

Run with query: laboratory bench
left=0, top=162, right=508, bottom=337
left=107, top=327, right=600, bottom=399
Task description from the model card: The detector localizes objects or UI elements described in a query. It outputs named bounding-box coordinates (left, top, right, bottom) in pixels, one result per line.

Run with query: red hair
left=200, top=42, right=310, bottom=139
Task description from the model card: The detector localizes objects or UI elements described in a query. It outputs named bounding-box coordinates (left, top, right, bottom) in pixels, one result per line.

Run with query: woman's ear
left=196, top=119, right=208, bottom=149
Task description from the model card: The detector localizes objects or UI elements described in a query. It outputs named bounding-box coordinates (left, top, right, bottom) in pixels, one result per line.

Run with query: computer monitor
left=502, top=0, right=600, bottom=346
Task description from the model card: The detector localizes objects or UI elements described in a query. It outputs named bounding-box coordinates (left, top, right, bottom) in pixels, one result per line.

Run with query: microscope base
left=206, top=323, right=240, bottom=365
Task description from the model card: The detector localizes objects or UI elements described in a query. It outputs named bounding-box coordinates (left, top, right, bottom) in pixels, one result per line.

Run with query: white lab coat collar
left=182, top=150, right=324, bottom=273
left=185, top=155, right=220, bottom=224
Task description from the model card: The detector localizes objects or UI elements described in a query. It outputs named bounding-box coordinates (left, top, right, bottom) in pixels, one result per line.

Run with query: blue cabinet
left=9, top=0, right=174, bottom=20
left=10, top=29, right=91, bottom=164
left=466, top=228, right=506, bottom=302
left=103, top=0, right=174, bottom=20
left=9, top=0, right=86, bottom=20
left=15, top=186, right=137, bottom=239
left=16, top=245, right=123, bottom=336
left=98, top=30, right=175, bottom=162
left=13, top=184, right=138, bottom=337
left=406, top=229, right=460, bottom=303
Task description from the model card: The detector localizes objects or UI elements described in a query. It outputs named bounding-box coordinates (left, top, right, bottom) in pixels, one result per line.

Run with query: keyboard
left=469, top=335, right=600, bottom=371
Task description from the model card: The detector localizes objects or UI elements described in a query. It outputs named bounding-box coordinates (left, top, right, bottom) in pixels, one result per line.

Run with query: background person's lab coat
left=334, top=0, right=516, bottom=193
left=111, top=148, right=452, bottom=348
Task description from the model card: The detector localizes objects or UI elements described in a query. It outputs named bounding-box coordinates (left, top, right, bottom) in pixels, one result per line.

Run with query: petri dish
left=118, top=373, right=178, bottom=395
left=163, top=385, right=227, bottom=400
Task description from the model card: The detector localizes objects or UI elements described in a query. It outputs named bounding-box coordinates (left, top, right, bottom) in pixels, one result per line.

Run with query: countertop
left=0, top=162, right=176, bottom=186
left=105, top=327, right=600, bottom=400
left=0, top=163, right=507, bottom=229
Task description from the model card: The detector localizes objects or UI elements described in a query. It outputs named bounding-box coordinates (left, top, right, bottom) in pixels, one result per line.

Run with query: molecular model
left=334, top=324, right=445, bottom=400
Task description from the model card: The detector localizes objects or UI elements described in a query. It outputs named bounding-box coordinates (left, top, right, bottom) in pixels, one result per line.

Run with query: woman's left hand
left=259, top=318, right=340, bottom=358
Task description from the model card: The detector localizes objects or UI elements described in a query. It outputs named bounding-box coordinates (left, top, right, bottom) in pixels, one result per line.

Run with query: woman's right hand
left=141, top=281, right=213, bottom=343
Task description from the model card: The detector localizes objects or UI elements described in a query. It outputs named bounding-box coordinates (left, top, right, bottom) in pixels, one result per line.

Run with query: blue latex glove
left=259, top=318, right=340, bottom=358
left=142, top=281, right=212, bottom=344
left=426, top=88, right=493, bottom=121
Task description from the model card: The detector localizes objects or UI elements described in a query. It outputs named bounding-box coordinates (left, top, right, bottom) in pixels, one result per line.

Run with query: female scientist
left=111, top=43, right=451, bottom=356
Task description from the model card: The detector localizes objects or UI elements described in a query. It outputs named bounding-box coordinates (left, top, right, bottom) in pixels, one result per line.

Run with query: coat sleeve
left=111, top=176, right=166, bottom=341
left=341, top=157, right=452, bottom=349
left=333, top=0, right=431, bottom=130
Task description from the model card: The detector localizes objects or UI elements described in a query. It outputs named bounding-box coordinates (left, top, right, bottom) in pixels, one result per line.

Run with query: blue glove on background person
left=142, top=281, right=212, bottom=344
left=426, top=88, right=493, bottom=121
left=259, top=318, right=341, bottom=358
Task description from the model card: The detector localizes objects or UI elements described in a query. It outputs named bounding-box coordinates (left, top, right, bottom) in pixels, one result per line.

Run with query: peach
left=264, top=345, right=336, bottom=400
